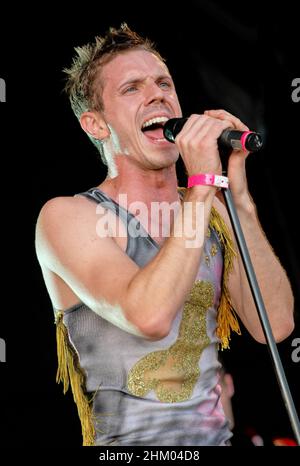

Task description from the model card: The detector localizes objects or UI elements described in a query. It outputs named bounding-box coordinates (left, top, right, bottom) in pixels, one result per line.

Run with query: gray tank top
left=59, top=187, right=232, bottom=446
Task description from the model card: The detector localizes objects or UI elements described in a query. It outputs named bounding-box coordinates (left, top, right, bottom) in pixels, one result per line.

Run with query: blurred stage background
left=0, top=1, right=299, bottom=447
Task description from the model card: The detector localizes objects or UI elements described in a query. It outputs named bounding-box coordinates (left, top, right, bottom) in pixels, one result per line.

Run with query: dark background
left=0, top=1, right=299, bottom=447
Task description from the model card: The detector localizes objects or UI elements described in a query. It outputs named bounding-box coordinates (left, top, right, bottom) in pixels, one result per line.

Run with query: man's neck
left=99, top=164, right=180, bottom=206
left=97, top=162, right=181, bottom=245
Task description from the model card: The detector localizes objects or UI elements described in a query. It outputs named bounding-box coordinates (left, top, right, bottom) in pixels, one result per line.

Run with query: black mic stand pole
left=221, top=158, right=300, bottom=445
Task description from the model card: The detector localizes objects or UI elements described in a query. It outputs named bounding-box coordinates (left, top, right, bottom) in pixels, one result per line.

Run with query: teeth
left=142, top=116, right=168, bottom=129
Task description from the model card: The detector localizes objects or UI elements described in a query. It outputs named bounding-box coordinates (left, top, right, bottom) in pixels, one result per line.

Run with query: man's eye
left=159, top=82, right=171, bottom=89
left=124, top=86, right=137, bottom=93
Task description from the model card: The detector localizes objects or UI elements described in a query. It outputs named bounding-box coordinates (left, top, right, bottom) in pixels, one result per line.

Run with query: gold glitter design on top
left=127, top=281, right=214, bottom=403
left=211, top=243, right=218, bottom=257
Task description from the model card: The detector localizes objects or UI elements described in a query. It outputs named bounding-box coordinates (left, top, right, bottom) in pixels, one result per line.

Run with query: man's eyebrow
left=118, top=74, right=173, bottom=90
left=118, top=78, right=142, bottom=90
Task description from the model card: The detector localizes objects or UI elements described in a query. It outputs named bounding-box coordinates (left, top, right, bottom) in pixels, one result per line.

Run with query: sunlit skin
left=101, top=50, right=181, bottom=168
left=36, top=48, right=294, bottom=344
left=81, top=50, right=184, bottom=209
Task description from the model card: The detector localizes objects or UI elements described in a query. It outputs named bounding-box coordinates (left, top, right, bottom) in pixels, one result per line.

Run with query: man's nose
left=144, top=82, right=165, bottom=105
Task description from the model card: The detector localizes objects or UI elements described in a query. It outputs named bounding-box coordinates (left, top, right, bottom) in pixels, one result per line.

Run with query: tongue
left=144, top=127, right=165, bottom=140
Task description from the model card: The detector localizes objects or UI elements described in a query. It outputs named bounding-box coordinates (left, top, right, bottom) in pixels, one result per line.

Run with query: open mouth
left=141, top=116, right=169, bottom=142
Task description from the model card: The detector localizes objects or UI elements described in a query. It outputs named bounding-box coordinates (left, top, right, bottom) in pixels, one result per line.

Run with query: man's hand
left=174, top=113, right=231, bottom=178
left=204, top=109, right=251, bottom=207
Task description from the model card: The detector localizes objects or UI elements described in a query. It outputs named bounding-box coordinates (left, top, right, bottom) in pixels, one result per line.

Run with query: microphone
left=163, top=117, right=263, bottom=152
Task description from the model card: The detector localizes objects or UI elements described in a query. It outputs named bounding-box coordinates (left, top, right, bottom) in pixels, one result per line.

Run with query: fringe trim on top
left=209, top=206, right=241, bottom=349
left=55, top=311, right=95, bottom=446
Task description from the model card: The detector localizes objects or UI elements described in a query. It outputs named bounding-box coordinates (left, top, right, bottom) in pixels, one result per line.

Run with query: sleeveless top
left=54, top=187, right=239, bottom=446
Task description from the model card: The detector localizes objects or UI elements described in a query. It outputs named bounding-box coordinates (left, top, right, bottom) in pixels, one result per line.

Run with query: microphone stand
left=222, top=159, right=300, bottom=445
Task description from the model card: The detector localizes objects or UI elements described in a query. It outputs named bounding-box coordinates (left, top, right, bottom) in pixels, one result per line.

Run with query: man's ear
left=80, top=111, right=110, bottom=140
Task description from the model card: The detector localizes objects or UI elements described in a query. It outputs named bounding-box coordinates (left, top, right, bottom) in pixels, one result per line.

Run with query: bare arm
left=206, top=108, right=294, bottom=343
left=215, top=194, right=294, bottom=343
left=36, top=185, right=215, bottom=340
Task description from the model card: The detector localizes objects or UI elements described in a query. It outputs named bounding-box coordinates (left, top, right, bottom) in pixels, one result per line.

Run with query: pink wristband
left=188, top=173, right=229, bottom=189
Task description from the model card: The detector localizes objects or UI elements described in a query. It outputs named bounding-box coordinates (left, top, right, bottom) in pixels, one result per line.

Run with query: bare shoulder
left=36, top=195, right=89, bottom=227
left=35, top=194, right=101, bottom=266
left=36, top=195, right=84, bottom=238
